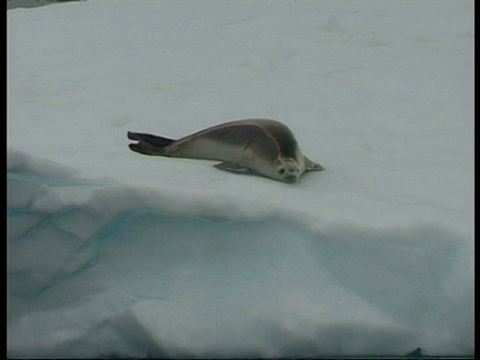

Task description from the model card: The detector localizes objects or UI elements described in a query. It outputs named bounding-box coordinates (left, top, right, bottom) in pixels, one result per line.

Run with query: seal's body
left=128, top=119, right=323, bottom=183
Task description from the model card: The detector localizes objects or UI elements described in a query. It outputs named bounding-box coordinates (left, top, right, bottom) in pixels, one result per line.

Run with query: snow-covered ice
left=7, top=0, right=474, bottom=358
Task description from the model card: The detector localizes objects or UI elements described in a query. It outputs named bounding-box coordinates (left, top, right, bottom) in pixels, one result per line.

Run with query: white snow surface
left=7, top=0, right=474, bottom=358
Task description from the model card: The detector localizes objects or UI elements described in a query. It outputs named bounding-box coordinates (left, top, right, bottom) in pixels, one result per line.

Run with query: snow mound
left=7, top=152, right=473, bottom=358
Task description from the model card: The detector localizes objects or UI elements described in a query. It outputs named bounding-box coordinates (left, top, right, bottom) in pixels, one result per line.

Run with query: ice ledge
left=7, top=151, right=474, bottom=357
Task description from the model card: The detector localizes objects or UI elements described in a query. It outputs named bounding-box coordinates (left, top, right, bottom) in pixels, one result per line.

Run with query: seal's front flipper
left=128, top=131, right=175, bottom=156
left=214, top=162, right=251, bottom=174
left=304, top=156, right=324, bottom=171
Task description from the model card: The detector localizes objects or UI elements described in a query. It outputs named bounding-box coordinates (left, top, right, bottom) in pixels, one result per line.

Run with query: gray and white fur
left=127, top=119, right=324, bottom=183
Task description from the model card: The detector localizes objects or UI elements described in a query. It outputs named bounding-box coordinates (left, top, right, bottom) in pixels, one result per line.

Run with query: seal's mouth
left=284, top=175, right=298, bottom=184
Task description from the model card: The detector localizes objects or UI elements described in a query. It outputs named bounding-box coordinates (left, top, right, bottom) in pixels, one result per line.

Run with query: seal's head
left=275, top=159, right=302, bottom=183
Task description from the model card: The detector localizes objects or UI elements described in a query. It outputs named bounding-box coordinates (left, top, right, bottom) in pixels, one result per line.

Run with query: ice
left=7, top=0, right=473, bottom=358
left=7, top=156, right=473, bottom=357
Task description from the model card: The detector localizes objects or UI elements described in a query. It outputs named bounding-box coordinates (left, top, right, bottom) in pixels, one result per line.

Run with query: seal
left=127, top=119, right=324, bottom=183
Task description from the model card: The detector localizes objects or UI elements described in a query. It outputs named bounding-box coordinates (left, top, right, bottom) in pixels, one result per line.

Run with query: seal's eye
left=278, top=169, right=285, bottom=175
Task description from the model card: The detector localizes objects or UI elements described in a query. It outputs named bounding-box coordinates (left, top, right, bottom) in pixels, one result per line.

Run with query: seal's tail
left=127, top=131, right=175, bottom=156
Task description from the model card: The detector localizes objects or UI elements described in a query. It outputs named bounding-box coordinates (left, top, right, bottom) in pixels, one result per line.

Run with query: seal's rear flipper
left=214, top=162, right=251, bottom=174
left=304, top=156, right=324, bottom=171
left=127, top=132, right=175, bottom=156
left=128, top=143, right=157, bottom=155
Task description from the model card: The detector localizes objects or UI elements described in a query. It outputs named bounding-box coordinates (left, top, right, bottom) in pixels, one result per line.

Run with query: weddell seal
left=127, top=119, right=324, bottom=183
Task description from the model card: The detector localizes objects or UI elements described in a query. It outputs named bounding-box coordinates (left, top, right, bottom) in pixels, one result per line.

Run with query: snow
left=7, top=0, right=473, bottom=358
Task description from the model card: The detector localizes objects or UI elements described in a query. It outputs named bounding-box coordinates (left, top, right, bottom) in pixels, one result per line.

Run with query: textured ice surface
left=7, top=154, right=474, bottom=358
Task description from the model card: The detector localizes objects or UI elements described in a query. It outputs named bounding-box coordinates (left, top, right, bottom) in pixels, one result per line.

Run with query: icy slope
left=7, top=152, right=473, bottom=357
left=7, top=0, right=473, bottom=357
